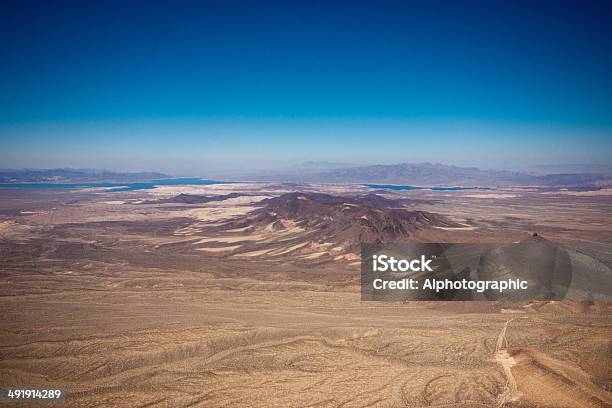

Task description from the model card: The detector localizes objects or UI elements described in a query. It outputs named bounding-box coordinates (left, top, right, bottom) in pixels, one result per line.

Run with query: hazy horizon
left=3, top=158, right=612, bottom=180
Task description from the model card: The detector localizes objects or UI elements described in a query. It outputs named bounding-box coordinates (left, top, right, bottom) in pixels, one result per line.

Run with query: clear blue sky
left=1, top=0, right=611, bottom=174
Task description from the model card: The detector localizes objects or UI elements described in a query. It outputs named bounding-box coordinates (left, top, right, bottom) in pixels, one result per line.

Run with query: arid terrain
left=0, top=183, right=610, bottom=407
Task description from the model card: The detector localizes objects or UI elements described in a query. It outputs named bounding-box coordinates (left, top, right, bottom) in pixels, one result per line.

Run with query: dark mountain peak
left=357, top=193, right=403, bottom=208
left=479, top=233, right=572, bottom=300
left=246, top=192, right=460, bottom=248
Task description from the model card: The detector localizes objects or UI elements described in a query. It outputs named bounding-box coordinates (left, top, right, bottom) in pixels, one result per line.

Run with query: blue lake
left=365, top=184, right=492, bottom=191
left=0, top=178, right=229, bottom=191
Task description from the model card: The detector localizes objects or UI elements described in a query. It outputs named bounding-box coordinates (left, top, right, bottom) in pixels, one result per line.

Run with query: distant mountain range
left=2, top=163, right=610, bottom=188
left=237, top=162, right=612, bottom=187
left=0, top=168, right=171, bottom=183
left=307, top=163, right=528, bottom=185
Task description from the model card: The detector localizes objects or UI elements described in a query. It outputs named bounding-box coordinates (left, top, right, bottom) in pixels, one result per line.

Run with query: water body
left=365, top=184, right=492, bottom=191
left=0, top=178, right=229, bottom=191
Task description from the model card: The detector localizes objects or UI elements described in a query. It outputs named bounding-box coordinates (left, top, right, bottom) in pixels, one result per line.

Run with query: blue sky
left=1, top=0, right=611, bottom=174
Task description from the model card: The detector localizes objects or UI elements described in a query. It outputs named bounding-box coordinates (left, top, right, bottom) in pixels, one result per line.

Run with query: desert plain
left=0, top=183, right=610, bottom=407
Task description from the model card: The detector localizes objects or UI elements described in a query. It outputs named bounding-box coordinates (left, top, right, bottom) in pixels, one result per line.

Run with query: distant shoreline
left=0, top=178, right=229, bottom=192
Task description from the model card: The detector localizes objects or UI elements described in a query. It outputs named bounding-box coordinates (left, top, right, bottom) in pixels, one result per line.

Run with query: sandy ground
left=0, top=185, right=610, bottom=407
left=550, top=188, right=612, bottom=196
